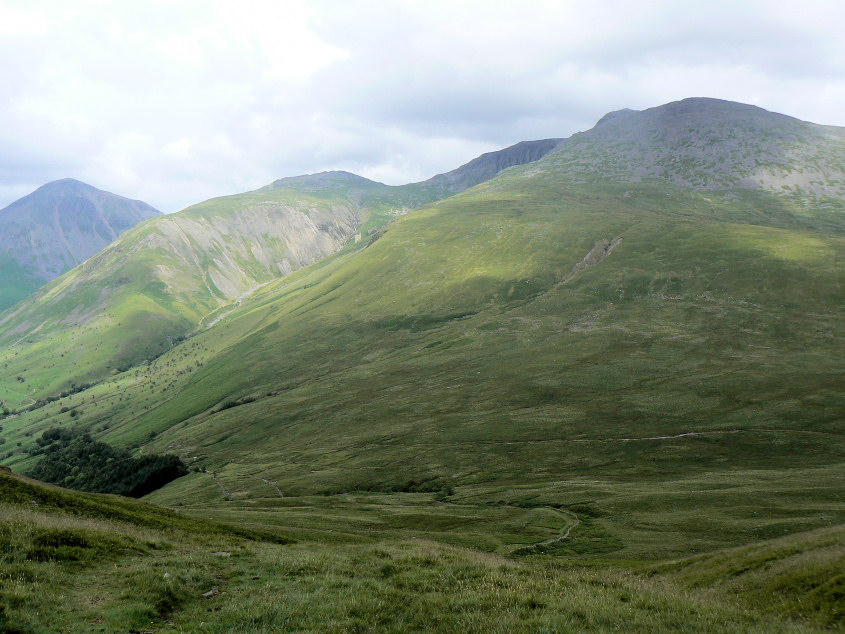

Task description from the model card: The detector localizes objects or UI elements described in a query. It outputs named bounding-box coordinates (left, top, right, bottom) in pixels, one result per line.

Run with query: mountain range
left=0, top=97, right=843, bottom=631
left=0, top=138, right=563, bottom=394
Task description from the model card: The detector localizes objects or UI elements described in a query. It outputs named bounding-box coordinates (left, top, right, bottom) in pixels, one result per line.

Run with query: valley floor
left=1, top=468, right=842, bottom=632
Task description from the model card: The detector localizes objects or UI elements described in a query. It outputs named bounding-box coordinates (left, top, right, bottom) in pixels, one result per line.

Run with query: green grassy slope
left=652, top=523, right=845, bottom=628
left=0, top=142, right=561, bottom=409
left=1, top=97, right=844, bottom=630
left=0, top=257, right=43, bottom=314
left=142, top=175, right=845, bottom=559
left=1, top=466, right=836, bottom=632
left=0, top=181, right=387, bottom=405
left=4, top=171, right=842, bottom=560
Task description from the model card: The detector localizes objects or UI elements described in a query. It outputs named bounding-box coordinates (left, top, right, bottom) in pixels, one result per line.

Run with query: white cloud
left=0, top=0, right=843, bottom=211
left=0, top=4, right=48, bottom=36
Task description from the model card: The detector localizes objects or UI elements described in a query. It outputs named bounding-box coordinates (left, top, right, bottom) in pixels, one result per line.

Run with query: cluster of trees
left=28, top=428, right=187, bottom=497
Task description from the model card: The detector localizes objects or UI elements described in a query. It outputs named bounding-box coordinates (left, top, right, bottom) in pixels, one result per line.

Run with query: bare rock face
left=130, top=199, right=359, bottom=304
left=417, top=138, right=564, bottom=195
left=0, top=179, right=160, bottom=310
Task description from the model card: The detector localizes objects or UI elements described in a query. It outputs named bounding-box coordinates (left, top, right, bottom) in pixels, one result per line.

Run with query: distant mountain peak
left=594, top=108, right=636, bottom=126
left=42, top=177, right=89, bottom=187
left=540, top=97, right=845, bottom=197
left=4, top=179, right=157, bottom=214
left=591, top=98, right=807, bottom=132
left=263, top=170, right=383, bottom=192
left=648, top=97, right=804, bottom=123
left=0, top=180, right=160, bottom=310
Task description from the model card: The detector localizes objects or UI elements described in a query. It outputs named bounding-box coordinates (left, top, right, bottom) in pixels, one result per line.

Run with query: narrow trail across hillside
left=206, top=470, right=232, bottom=500
left=502, top=429, right=745, bottom=446
left=509, top=507, right=581, bottom=555
left=387, top=429, right=838, bottom=455
left=201, top=281, right=273, bottom=329
left=250, top=474, right=284, bottom=498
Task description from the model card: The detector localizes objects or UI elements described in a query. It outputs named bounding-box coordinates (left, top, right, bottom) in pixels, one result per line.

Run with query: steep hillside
left=0, top=142, right=564, bottom=407
left=2, top=98, right=843, bottom=573
left=0, top=179, right=160, bottom=311
left=118, top=174, right=844, bottom=557
left=0, top=181, right=374, bottom=401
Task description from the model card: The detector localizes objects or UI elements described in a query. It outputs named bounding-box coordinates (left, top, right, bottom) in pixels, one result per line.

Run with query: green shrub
left=28, top=428, right=187, bottom=497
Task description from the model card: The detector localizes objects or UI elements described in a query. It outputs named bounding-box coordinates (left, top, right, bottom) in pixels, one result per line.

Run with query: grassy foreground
left=1, top=100, right=843, bottom=630
left=1, top=466, right=839, bottom=632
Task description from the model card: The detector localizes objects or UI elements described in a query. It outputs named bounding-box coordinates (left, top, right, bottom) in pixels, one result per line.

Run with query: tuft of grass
left=651, top=524, right=845, bottom=628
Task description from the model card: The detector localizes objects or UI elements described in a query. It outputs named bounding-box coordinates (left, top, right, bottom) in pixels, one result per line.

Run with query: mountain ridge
left=0, top=134, right=567, bottom=395
left=1, top=97, right=843, bottom=405
left=261, top=138, right=564, bottom=206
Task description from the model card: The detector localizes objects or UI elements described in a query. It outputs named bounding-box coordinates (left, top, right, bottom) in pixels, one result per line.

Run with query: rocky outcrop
left=564, top=237, right=623, bottom=283
left=417, top=138, right=564, bottom=195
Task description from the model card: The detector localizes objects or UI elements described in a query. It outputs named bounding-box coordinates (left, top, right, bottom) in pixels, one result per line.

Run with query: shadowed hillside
left=0, top=142, right=564, bottom=404
left=1, top=99, right=841, bottom=572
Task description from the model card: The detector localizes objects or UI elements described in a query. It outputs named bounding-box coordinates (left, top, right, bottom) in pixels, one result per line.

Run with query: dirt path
left=250, top=474, right=284, bottom=498
left=201, top=280, right=273, bottom=329
left=531, top=508, right=580, bottom=549
left=206, top=470, right=232, bottom=500
left=497, top=429, right=745, bottom=446
left=508, top=507, right=580, bottom=555
left=604, top=429, right=742, bottom=442
left=534, top=511, right=580, bottom=548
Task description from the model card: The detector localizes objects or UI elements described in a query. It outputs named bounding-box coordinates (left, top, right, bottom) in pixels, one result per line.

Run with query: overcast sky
left=1, top=0, right=843, bottom=212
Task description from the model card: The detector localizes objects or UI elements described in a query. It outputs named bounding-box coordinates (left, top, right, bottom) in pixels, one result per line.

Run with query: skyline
left=1, top=0, right=844, bottom=212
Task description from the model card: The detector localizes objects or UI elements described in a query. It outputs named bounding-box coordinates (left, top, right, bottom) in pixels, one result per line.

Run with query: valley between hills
left=1, top=97, right=843, bottom=631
